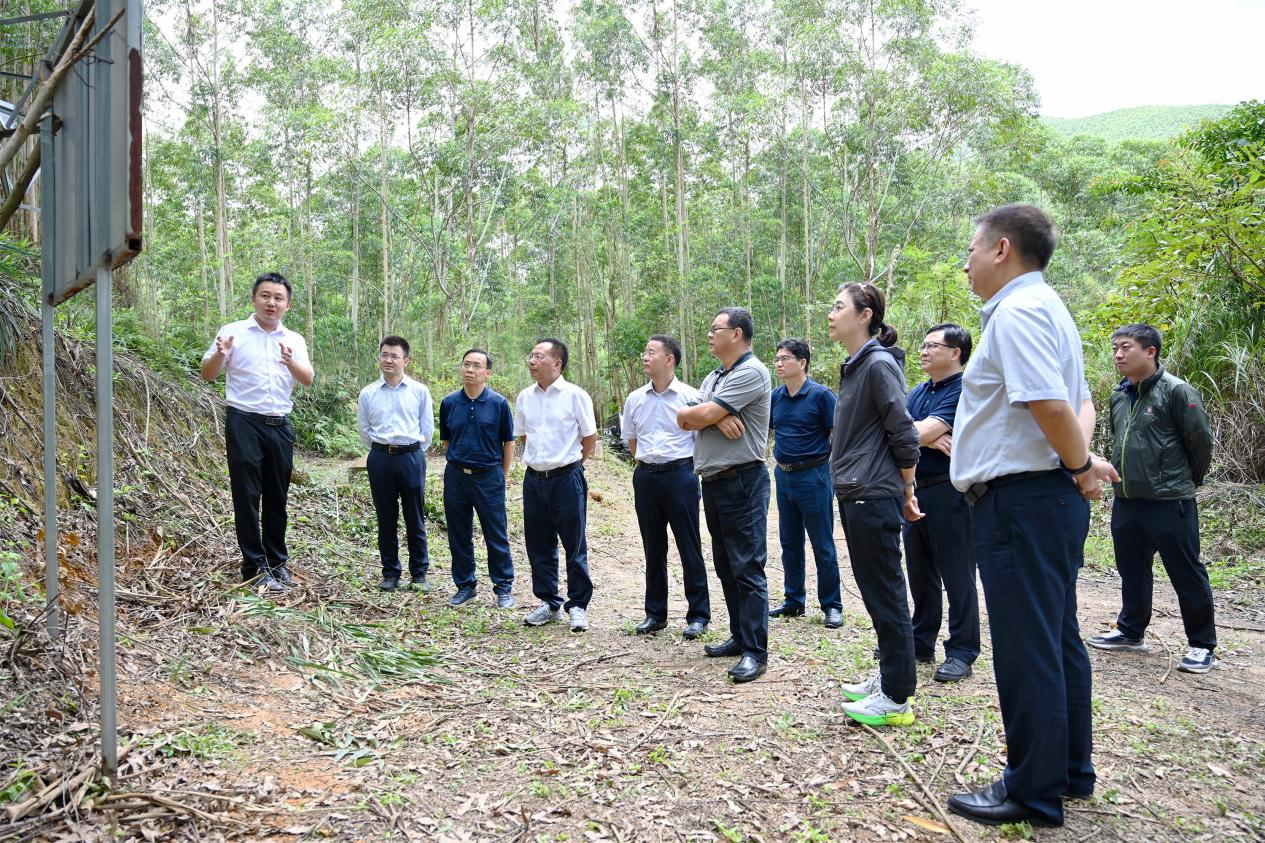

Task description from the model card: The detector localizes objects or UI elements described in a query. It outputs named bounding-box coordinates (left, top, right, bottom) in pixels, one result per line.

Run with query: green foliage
left=1044, top=105, right=1233, bottom=142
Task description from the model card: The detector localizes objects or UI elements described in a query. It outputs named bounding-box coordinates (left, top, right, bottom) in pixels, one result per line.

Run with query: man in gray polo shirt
left=677, top=307, right=772, bottom=683
left=946, top=205, right=1118, bottom=830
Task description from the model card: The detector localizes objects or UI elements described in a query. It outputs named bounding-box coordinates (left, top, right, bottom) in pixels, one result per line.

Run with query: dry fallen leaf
left=902, top=815, right=950, bottom=835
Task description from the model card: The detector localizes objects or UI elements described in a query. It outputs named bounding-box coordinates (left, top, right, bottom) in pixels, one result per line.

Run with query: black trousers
left=972, top=471, right=1093, bottom=826
left=1111, top=497, right=1216, bottom=650
left=903, top=482, right=980, bottom=663
left=839, top=496, right=916, bottom=703
left=633, top=462, right=710, bottom=624
left=225, top=407, right=294, bottom=581
left=366, top=448, right=429, bottom=580
left=701, top=463, right=770, bottom=662
left=523, top=468, right=593, bottom=611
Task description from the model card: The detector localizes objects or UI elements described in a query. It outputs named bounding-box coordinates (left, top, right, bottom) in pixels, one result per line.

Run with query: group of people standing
left=202, top=204, right=1219, bottom=831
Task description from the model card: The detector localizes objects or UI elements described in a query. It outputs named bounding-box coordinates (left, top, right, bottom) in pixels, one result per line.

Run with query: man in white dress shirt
left=357, top=336, right=435, bottom=593
left=514, top=338, right=598, bottom=631
left=621, top=335, right=710, bottom=639
left=202, top=272, right=314, bottom=593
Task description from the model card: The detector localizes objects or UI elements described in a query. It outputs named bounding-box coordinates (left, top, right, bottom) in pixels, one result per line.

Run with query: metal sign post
left=95, top=265, right=118, bottom=777
left=41, top=114, right=59, bottom=640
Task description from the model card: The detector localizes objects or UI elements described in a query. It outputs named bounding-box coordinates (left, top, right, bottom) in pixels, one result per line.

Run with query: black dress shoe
left=379, top=577, right=399, bottom=592
left=823, top=608, right=843, bottom=629
left=933, top=657, right=973, bottom=683
left=728, top=655, right=766, bottom=683
left=274, top=566, right=297, bottom=586
left=947, top=780, right=1061, bottom=828
left=769, top=603, right=805, bottom=618
left=681, top=621, right=708, bottom=640
left=704, top=637, right=742, bottom=657
left=449, top=586, right=477, bottom=606
left=636, top=617, right=667, bottom=635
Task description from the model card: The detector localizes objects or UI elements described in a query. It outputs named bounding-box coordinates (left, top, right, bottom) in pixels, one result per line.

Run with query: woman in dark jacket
left=827, top=282, right=923, bottom=726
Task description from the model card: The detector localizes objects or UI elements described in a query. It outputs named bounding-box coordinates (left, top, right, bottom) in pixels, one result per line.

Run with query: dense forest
left=1, top=0, right=1262, bottom=477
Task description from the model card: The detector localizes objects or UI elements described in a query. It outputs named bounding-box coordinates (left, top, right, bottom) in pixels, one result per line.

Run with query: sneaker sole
left=841, top=689, right=870, bottom=702
left=1087, top=639, right=1148, bottom=652
left=524, top=617, right=557, bottom=626
left=570, top=626, right=588, bottom=633
left=1177, top=659, right=1219, bottom=674
left=843, top=708, right=915, bottom=727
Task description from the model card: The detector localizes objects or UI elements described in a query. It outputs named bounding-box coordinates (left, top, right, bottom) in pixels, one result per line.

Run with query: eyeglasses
left=708, top=323, right=735, bottom=335
left=526, top=352, right=551, bottom=362
left=920, top=341, right=951, bottom=351
left=830, top=301, right=849, bottom=313
left=642, top=349, right=662, bottom=358
left=379, top=352, right=404, bottom=361
left=773, top=355, right=799, bottom=364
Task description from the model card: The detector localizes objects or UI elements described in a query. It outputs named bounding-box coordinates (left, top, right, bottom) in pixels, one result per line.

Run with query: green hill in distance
left=1043, top=104, right=1233, bottom=142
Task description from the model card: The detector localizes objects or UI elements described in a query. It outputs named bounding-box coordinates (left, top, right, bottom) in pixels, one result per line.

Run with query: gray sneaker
left=1177, top=647, right=1219, bottom=674
left=569, top=606, right=589, bottom=633
left=496, top=593, right=516, bottom=609
left=1087, top=630, right=1148, bottom=652
left=523, top=602, right=565, bottom=626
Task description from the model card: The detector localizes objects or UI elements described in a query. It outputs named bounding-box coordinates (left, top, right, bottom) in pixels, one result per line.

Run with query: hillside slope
left=1044, top=104, right=1232, bottom=141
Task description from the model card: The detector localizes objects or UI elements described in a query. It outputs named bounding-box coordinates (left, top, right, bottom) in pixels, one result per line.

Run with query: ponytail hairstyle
left=839, top=282, right=898, bottom=347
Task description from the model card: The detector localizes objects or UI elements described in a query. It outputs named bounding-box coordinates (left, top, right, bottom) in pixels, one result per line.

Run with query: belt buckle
left=388, top=444, right=402, bottom=455
left=463, top=467, right=473, bottom=475
left=266, top=415, right=284, bottom=426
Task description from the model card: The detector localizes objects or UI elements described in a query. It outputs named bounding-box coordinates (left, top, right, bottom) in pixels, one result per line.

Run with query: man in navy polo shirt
left=440, top=348, right=517, bottom=609
left=769, top=338, right=842, bottom=629
left=904, top=324, right=980, bottom=683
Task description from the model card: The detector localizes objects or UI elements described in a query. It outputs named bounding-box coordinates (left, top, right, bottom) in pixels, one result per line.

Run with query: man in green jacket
left=1088, top=324, right=1217, bottom=673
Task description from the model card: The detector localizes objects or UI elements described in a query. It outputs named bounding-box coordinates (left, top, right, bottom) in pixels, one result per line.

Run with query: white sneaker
left=569, top=606, right=589, bottom=632
left=840, top=672, right=881, bottom=702
left=1178, top=647, right=1219, bottom=674
left=523, top=602, right=565, bottom=626
left=841, top=690, right=915, bottom=727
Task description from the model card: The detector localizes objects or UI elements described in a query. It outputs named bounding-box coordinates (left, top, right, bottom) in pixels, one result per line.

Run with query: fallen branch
left=628, top=690, right=683, bottom=754
left=953, top=713, right=985, bottom=785
left=1146, top=629, right=1173, bottom=684
left=861, top=724, right=968, bottom=843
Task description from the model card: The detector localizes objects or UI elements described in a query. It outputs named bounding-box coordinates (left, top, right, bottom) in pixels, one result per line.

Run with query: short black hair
left=381, top=335, right=410, bottom=357
left=252, top=271, right=292, bottom=301
left=463, top=347, right=493, bottom=370
left=536, top=337, right=569, bottom=371
left=1111, top=323, right=1162, bottom=361
left=926, top=323, right=972, bottom=366
left=648, top=334, right=683, bottom=368
left=975, top=204, right=1057, bottom=270
left=776, top=337, right=811, bottom=369
left=716, top=307, right=754, bottom=342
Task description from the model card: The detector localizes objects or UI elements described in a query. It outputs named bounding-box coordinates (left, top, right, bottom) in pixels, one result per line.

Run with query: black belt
left=700, top=460, right=765, bottom=483
left=916, top=473, right=952, bottom=489
left=776, top=454, right=829, bottom=473
left=964, top=469, right=1060, bottom=506
left=526, top=461, right=581, bottom=479
left=229, top=407, right=289, bottom=426
left=636, top=456, right=694, bottom=473
left=372, top=441, right=421, bottom=454
left=450, top=462, right=496, bottom=475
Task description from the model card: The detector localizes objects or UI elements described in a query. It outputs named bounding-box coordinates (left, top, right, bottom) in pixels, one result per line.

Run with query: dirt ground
left=9, top=451, right=1265, bottom=842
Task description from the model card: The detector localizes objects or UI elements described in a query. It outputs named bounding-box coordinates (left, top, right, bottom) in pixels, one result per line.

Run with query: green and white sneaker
left=840, top=672, right=881, bottom=702
left=841, top=690, right=915, bottom=727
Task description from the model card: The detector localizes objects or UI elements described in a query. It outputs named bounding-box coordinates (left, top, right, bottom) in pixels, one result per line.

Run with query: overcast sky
left=963, top=0, right=1265, bottom=117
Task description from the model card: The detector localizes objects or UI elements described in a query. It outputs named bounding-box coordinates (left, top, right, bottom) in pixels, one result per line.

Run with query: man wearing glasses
left=440, top=348, right=516, bottom=608
left=677, top=308, right=772, bottom=683
left=622, top=335, right=710, bottom=640
left=769, top=338, right=842, bottom=629
left=515, top=338, right=598, bottom=631
left=903, top=324, right=980, bottom=684
left=357, top=336, right=435, bottom=593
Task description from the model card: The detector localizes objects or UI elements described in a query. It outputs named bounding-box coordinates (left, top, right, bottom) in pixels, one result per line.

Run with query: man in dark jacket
left=1088, top=324, right=1217, bottom=673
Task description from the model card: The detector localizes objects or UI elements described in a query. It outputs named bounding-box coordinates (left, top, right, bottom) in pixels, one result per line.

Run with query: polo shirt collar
left=981, top=270, right=1044, bottom=324
left=930, top=371, right=963, bottom=389
left=715, top=350, right=753, bottom=376
left=464, top=386, right=489, bottom=402
left=784, top=376, right=815, bottom=398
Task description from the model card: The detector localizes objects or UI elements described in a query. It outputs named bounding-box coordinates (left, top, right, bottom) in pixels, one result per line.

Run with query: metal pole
left=41, top=113, right=59, bottom=640
left=96, top=264, right=117, bottom=780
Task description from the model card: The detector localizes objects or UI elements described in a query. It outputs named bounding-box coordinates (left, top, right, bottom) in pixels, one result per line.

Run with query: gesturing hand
left=278, top=342, right=294, bottom=367
left=215, top=335, right=235, bottom=355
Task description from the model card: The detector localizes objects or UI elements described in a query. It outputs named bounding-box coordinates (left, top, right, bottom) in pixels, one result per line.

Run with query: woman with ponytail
left=827, top=282, right=924, bottom=727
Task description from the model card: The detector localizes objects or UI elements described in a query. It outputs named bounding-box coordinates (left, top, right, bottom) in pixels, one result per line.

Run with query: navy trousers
left=1111, top=497, right=1216, bottom=650
left=633, top=462, right=710, bottom=624
left=839, top=496, right=916, bottom=703
left=366, top=448, right=429, bottom=580
left=903, top=481, right=980, bottom=663
left=225, top=407, right=294, bottom=581
left=701, top=463, right=770, bottom=662
left=774, top=464, right=842, bottom=612
left=444, top=462, right=515, bottom=595
left=972, top=471, right=1094, bottom=825
left=522, top=467, right=593, bottom=611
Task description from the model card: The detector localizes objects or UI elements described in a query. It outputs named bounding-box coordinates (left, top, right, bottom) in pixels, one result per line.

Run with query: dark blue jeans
left=1112, top=497, right=1216, bottom=650
left=701, top=463, right=770, bottom=662
left=838, top=496, right=916, bottom=703
left=444, top=462, right=514, bottom=595
left=903, top=481, right=980, bottom=663
left=523, top=467, right=593, bottom=611
left=225, top=407, right=294, bottom=581
left=972, top=471, right=1093, bottom=826
left=633, top=463, right=710, bottom=624
left=774, top=464, right=842, bottom=612
left=366, top=448, right=429, bottom=580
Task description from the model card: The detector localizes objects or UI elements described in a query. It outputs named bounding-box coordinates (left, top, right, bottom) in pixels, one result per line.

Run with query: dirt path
left=53, top=452, right=1265, bottom=842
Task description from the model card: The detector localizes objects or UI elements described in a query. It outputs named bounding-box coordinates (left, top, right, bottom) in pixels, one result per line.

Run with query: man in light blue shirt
left=357, top=336, right=435, bottom=593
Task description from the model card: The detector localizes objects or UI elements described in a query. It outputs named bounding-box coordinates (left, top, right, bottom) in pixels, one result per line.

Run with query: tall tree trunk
left=380, top=85, right=390, bottom=338
left=801, top=75, right=813, bottom=339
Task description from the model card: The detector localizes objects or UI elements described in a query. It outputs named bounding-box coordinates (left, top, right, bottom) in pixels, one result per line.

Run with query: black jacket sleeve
left=874, top=357, right=921, bottom=469
left=1171, top=383, right=1214, bottom=486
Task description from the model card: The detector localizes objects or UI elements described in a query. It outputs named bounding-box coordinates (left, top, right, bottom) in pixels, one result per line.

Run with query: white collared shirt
left=356, top=375, right=435, bottom=449
left=620, top=378, right=699, bottom=463
left=203, top=315, right=310, bottom=415
left=514, top=376, right=597, bottom=470
left=951, top=271, right=1088, bottom=490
